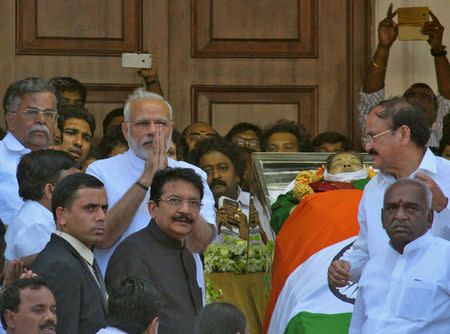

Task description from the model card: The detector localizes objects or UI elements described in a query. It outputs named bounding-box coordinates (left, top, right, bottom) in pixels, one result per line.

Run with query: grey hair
left=384, top=178, right=432, bottom=210
left=123, top=88, right=172, bottom=122
left=3, top=77, right=58, bottom=116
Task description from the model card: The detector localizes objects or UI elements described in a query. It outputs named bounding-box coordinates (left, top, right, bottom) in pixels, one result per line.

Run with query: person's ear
left=144, top=316, right=158, bottom=334
left=55, top=207, right=67, bottom=229
left=381, top=208, right=387, bottom=231
left=148, top=200, right=157, bottom=216
left=4, top=309, right=16, bottom=329
left=43, top=183, right=54, bottom=201
left=427, top=209, right=434, bottom=229
left=5, top=112, right=16, bottom=131
left=398, top=125, right=410, bottom=144
left=122, top=122, right=129, bottom=142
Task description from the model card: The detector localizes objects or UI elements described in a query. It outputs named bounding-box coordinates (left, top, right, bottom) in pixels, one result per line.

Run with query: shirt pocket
left=395, top=279, right=435, bottom=322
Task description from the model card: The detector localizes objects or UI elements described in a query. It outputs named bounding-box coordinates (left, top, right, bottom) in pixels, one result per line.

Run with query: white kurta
left=343, top=149, right=450, bottom=281
left=0, top=133, right=31, bottom=225
left=5, top=200, right=55, bottom=260
left=349, top=232, right=450, bottom=334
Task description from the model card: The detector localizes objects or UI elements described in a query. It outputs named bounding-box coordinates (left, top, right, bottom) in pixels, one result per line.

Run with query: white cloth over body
left=5, top=200, right=55, bottom=260
left=343, top=149, right=450, bottom=281
left=349, top=232, right=450, bottom=334
left=0, top=133, right=31, bottom=225
left=86, top=150, right=217, bottom=301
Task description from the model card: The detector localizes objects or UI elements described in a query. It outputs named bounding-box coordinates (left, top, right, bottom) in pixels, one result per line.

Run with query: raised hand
left=141, top=125, right=168, bottom=185
left=422, top=10, right=444, bottom=50
left=137, top=50, right=158, bottom=83
left=216, top=205, right=248, bottom=239
left=378, top=4, right=398, bottom=48
left=414, top=173, right=448, bottom=212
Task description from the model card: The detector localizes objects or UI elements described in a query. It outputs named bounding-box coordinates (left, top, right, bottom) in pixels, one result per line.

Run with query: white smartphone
left=218, top=196, right=240, bottom=209
left=121, top=53, right=152, bottom=69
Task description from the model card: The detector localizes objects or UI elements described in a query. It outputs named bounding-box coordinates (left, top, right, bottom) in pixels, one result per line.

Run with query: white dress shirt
left=343, top=149, right=450, bottom=281
left=358, top=88, right=449, bottom=147
left=86, top=149, right=217, bottom=298
left=5, top=200, right=55, bottom=261
left=96, top=327, right=127, bottom=334
left=0, top=133, right=31, bottom=225
left=349, top=232, right=450, bottom=334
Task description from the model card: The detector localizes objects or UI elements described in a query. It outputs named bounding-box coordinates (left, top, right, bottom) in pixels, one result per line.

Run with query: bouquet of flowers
left=204, top=238, right=275, bottom=274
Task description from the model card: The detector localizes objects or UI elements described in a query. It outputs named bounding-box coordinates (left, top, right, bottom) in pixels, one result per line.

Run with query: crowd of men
left=0, top=4, right=448, bottom=334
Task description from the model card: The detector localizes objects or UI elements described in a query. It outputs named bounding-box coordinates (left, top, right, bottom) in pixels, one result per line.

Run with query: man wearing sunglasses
left=105, top=167, right=204, bottom=334
left=0, top=78, right=58, bottom=226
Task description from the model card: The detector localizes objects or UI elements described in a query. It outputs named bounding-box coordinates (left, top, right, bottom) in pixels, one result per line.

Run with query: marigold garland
left=293, top=164, right=376, bottom=202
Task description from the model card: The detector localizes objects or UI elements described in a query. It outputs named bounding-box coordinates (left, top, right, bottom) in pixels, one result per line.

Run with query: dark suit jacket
left=31, top=234, right=106, bottom=334
left=105, top=221, right=203, bottom=334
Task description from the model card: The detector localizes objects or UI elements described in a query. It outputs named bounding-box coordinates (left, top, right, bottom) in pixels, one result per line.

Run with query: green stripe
left=284, top=311, right=352, bottom=334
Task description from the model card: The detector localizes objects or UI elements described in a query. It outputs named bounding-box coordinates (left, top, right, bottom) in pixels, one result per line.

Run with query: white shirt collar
left=56, top=231, right=94, bottom=266
left=26, top=200, right=53, bottom=218
left=2, top=132, right=30, bottom=153
left=389, top=230, right=433, bottom=255
left=378, top=148, right=437, bottom=183
left=97, top=327, right=128, bottom=334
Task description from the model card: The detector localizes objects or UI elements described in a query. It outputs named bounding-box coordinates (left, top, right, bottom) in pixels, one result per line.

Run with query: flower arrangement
left=204, top=238, right=275, bottom=274
left=293, top=165, right=377, bottom=201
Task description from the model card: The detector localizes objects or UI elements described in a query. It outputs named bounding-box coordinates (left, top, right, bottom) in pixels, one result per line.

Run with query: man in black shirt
left=105, top=168, right=204, bottom=334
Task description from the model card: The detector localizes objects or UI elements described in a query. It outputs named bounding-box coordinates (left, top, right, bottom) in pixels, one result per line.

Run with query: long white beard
left=128, top=129, right=172, bottom=160
left=323, top=168, right=368, bottom=182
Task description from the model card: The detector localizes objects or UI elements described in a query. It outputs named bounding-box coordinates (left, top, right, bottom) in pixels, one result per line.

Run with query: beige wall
left=374, top=0, right=450, bottom=96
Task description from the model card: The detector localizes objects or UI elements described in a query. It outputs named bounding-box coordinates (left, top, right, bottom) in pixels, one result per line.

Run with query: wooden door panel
left=16, top=0, right=142, bottom=56
left=171, top=0, right=368, bottom=145
left=1, top=0, right=168, bottom=143
left=192, top=0, right=317, bottom=58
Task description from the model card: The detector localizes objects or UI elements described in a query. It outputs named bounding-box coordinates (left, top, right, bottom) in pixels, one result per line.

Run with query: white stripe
left=268, top=237, right=357, bottom=334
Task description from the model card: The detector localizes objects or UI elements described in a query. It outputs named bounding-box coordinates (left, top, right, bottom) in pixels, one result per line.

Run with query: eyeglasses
left=363, top=129, right=392, bottom=146
left=157, top=196, right=202, bottom=211
left=22, top=107, right=57, bottom=121
left=129, top=118, right=170, bottom=129
left=232, top=136, right=260, bottom=148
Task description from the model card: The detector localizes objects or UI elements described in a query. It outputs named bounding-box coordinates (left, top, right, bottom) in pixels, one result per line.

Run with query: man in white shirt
left=358, top=5, right=449, bottom=147
left=0, top=78, right=58, bottom=225
left=86, top=89, right=216, bottom=293
left=31, top=173, right=108, bottom=334
left=328, top=96, right=450, bottom=286
left=189, top=136, right=274, bottom=243
left=349, top=178, right=450, bottom=333
left=5, top=149, right=76, bottom=261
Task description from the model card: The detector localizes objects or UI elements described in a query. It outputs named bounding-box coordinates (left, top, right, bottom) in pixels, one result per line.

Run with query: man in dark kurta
left=105, top=168, right=204, bottom=334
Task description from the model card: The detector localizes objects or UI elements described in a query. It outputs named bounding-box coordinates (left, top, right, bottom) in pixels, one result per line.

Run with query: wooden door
left=1, top=0, right=369, bottom=146
left=169, top=0, right=370, bottom=145
left=0, top=0, right=168, bottom=141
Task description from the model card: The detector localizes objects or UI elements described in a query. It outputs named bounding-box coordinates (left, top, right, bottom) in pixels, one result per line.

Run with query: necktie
left=92, top=258, right=108, bottom=304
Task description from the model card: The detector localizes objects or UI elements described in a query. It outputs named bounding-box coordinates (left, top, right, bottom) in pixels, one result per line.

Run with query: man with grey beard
left=0, top=78, right=58, bottom=226
left=86, top=89, right=216, bottom=302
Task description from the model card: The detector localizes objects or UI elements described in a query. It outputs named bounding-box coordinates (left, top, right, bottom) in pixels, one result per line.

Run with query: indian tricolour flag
left=263, top=189, right=362, bottom=334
